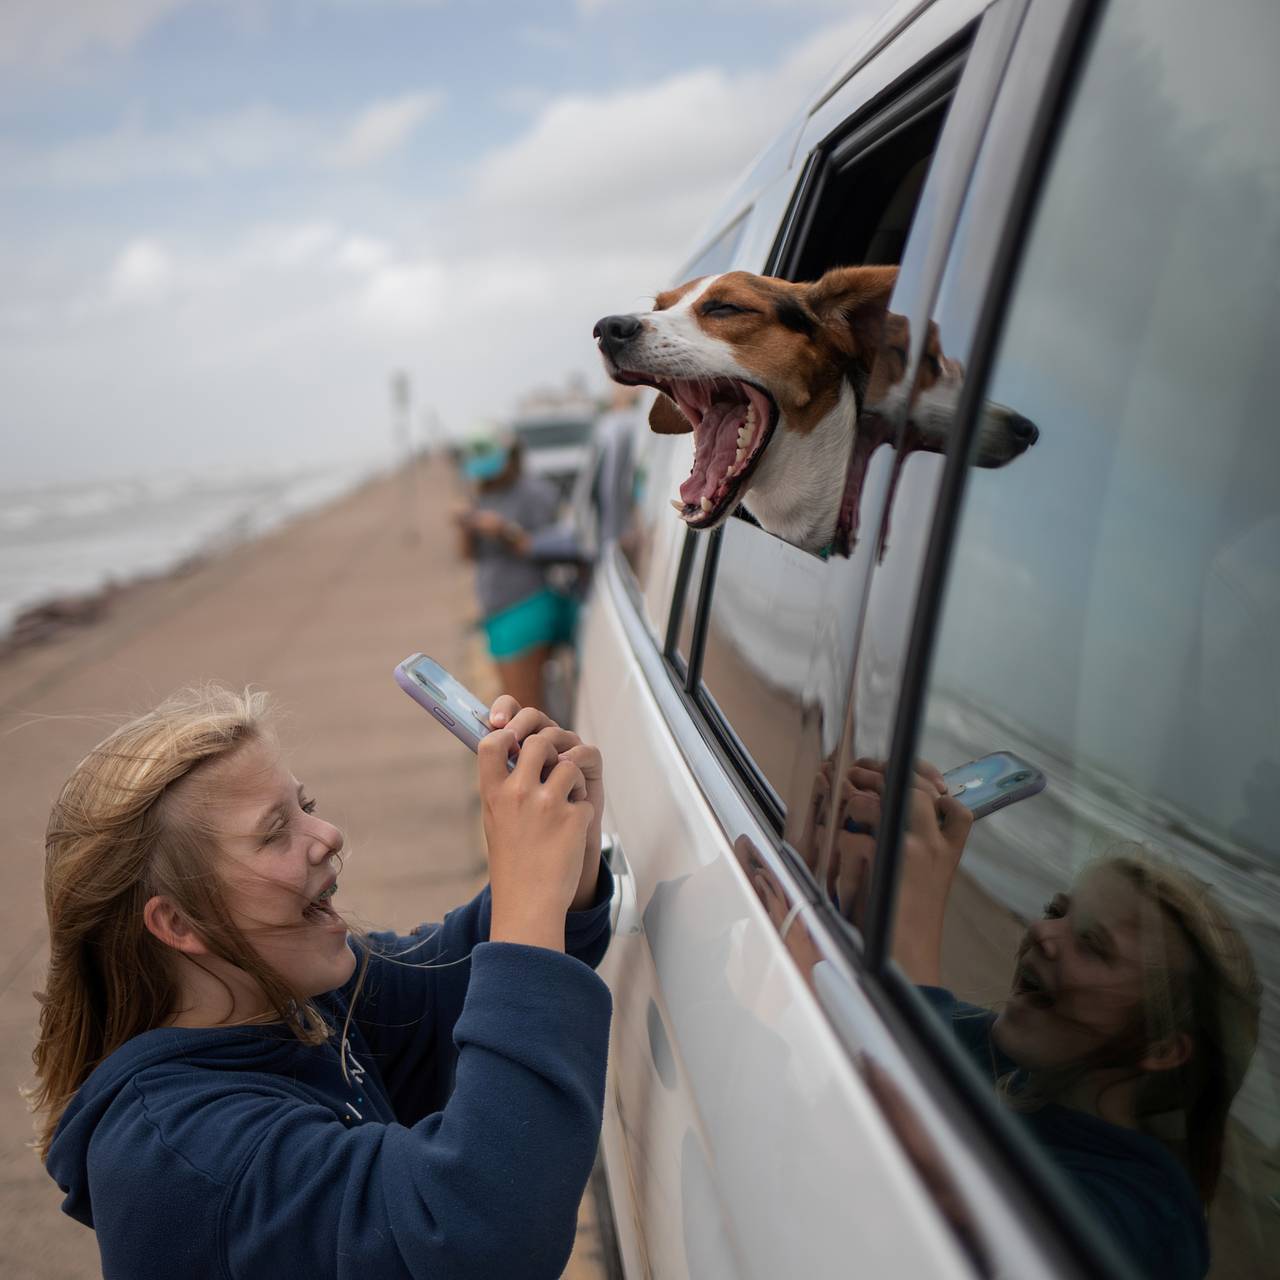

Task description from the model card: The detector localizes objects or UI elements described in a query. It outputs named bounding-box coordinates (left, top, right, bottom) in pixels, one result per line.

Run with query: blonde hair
left=1104, top=847, right=1260, bottom=1204
left=30, top=686, right=358, bottom=1160
left=1001, top=846, right=1260, bottom=1205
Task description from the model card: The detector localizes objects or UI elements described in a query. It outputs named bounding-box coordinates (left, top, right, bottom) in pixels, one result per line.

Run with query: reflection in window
left=880, top=2, right=1280, bottom=1276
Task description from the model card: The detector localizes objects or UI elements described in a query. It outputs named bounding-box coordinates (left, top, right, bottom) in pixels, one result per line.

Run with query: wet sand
left=0, top=458, right=610, bottom=1279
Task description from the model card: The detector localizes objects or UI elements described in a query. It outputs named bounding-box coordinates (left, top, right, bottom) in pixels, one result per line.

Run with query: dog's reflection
left=593, top=265, right=1038, bottom=557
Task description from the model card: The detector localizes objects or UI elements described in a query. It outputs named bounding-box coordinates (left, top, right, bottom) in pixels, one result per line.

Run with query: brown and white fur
left=593, top=265, right=1037, bottom=555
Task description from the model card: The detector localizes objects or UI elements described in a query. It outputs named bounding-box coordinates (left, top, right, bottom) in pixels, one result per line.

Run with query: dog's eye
left=700, top=300, right=748, bottom=318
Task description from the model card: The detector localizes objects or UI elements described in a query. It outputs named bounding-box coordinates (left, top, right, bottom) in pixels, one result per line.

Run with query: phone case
left=394, top=653, right=500, bottom=758
left=943, top=751, right=1046, bottom=820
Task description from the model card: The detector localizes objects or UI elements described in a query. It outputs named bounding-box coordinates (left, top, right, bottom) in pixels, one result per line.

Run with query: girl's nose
left=1026, top=916, right=1061, bottom=958
left=309, top=818, right=344, bottom=862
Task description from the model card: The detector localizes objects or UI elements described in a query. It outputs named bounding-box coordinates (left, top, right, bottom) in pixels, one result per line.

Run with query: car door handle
left=601, top=833, right=639, bottom=935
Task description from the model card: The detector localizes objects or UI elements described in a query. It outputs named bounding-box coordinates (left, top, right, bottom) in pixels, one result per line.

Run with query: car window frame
left=802, top=4, right=1145, bottom=1279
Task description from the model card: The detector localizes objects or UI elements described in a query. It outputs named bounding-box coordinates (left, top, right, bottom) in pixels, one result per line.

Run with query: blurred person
left=830, top=759, right=1260, bottom=1280
left=29, top=685, right=612, bottom=1280
left=455, top=439, right=574, bottom=710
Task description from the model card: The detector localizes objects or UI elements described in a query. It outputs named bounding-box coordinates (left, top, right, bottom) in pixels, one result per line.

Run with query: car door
left=576, top=4, right=1093, bottom=1278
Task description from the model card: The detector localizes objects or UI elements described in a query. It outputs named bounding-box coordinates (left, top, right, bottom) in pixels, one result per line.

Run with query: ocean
left=0, top=462, right=380, bottom=639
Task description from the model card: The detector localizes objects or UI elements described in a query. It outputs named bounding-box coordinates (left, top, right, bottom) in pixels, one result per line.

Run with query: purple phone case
left=393, top=653, right=498, bottom=748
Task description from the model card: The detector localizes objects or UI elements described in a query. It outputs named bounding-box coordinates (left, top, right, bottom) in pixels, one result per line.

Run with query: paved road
left=0, top=459, right=610, bottom=1279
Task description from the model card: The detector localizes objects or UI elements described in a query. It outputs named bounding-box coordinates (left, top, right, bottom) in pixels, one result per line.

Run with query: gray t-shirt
left=471, top=475, right=561, bottom=616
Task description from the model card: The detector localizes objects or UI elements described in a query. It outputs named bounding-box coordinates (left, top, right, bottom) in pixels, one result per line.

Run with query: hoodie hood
left=46, top=1022, right=304, bottom=1227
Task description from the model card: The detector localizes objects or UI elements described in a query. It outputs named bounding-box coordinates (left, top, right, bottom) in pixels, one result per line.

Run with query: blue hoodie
left=46, top=873, right=613, bottom=1280
left=920, top=987, right=1208, bottom=1280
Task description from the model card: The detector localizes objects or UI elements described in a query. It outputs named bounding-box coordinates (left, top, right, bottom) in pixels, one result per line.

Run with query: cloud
left=0, top=0, right=193, bottom=69
left=3, top=92, right=443, bottom=188
left=325, top=91, right=445, bottom=168
left=463, top=11, right=875, bottom=259
left=106, top=238, right=175, bottom=306
left=1, top=10, right=883, bottom=482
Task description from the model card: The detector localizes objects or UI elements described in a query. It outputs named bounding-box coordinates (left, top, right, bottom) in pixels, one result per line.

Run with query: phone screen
left=403, top=655, right=493, bottom=741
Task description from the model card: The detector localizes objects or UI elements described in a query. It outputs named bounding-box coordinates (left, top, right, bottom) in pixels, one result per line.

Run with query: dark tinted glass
left=872, top=4, right=1280, bottom=1275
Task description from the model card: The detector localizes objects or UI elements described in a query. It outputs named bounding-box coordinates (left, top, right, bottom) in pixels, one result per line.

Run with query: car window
left=692, top=81, right=961, bottom=831
left=872, top=3, right=1280, bottom=1276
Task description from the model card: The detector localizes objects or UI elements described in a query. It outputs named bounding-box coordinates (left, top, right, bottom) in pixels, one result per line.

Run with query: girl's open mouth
left=1012, top=964, right=1054, bottom=1009
left=302, top=881, right=339, bottom=925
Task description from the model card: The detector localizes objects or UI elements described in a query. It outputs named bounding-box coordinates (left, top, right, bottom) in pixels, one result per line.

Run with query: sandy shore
left=0, top=458, right=610, bottom=1279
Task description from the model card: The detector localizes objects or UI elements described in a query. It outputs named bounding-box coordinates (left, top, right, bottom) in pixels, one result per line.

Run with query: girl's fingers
left=488, top=694, right=522, bottom=728
left=478, top=728, right=518, bottom=789
left=510, top=729, right=558, bottom=782
left=914, top=759, right=948, bottom=795
left=553, top=741, right=603, bottom=782
left=547, top=759, right=589, bottom=803
left=500, top=705, right=557, bottom=742
left=937, top=793, right=974, bottom=842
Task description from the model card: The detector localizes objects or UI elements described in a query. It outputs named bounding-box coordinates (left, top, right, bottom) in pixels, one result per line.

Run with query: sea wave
left=0, top=461, right=380, bottom=637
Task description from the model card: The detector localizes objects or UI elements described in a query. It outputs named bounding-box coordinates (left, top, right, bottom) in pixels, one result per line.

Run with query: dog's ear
left=807, top=266, right=899, bottom=360
left=649, top=393, right=692, bottom=435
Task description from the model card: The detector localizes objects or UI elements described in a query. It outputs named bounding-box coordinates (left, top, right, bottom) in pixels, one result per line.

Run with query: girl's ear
left=143, top=895, right=210, bottom=957
left=1138, top=1031, right=1194, bottom=1073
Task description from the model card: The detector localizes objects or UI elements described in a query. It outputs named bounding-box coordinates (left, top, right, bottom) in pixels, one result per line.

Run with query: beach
left=0, top=458, right=611, bottom=1279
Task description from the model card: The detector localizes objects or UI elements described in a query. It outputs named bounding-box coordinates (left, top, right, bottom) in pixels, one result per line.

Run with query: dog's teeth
left=671, top=498, right=685, bottom=511
left=746, top=404, right=757, bottom=425
left=700, top=497, right=713, bottom=513
left=734, top=447, right=745, bottom=464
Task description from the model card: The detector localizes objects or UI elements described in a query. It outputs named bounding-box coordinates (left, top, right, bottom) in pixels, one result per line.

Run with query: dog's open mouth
left=619, top=374, right=777, bottom=527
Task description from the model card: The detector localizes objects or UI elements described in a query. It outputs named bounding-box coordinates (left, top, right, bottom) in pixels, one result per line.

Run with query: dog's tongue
left=679, top=401, right=746, bottom=504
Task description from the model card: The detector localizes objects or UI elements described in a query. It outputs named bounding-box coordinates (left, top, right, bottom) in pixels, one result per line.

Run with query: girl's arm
left=223, top=943, right=611, bottom=1280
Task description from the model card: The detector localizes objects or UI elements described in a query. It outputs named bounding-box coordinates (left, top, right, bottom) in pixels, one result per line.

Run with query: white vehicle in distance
left=577, top=1, right=1279, bottom=1279
left=510, top=410, right=595, bottom=500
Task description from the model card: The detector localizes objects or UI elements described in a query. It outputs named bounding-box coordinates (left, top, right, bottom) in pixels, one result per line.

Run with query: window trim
left=813, top=3, right=1141, bottom=1280
left=671, top=30, right=977, bottom=841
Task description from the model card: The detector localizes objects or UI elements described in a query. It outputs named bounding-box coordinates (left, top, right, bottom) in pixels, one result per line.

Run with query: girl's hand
left=479, top=724, right=593, bottom=952
left=486, top=697, right=607, bottom=924
left=825, top=757, right=971, bottom=985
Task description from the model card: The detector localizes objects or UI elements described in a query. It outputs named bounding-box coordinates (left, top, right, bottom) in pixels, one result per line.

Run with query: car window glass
left=694, top=88, right=959, bottom=838
left=673, top=529, right=708, bottom=676
left=869, top=4, right=1280, bottom=1275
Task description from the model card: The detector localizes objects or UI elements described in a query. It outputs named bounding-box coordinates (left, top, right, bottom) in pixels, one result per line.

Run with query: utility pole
left=391, top=370, right=418, bottom=546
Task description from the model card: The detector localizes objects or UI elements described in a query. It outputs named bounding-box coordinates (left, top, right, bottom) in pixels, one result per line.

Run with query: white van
left=577, top=1, right=1280, bottom=1278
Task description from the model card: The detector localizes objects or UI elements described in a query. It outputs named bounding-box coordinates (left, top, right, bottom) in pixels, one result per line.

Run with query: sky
left=0, top=0, right=885, bottom=485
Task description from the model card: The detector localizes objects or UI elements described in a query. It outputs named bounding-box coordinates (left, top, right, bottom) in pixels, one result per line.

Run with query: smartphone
left=394, top=653, right=510, bottom=764
left=943, top=751, right=1046, bottom=820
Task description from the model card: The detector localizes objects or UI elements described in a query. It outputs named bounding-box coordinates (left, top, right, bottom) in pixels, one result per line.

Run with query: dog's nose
left=1009, top=414, right=1039, bottom=446
left=593, top=314, right=643, bottom=348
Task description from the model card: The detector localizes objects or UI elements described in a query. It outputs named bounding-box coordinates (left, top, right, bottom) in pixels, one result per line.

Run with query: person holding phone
left=29, top=684, right=611, bottom=1280
left=454, top=438, right=575, bottom=711
left=831, top=758, right=1259, bottom=1280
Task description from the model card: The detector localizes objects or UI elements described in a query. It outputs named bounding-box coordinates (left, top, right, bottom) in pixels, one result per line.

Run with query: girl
left=831, top=760, right=1260, bottom=1280
left=29, top=684, right=613, bottom=1280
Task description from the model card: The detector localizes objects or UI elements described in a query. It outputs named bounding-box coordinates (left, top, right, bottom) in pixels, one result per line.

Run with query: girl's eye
left=301, top=798, right=317, bottom=815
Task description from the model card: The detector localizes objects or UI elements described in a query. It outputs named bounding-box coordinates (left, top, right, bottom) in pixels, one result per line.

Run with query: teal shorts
left=482, top=589, right=578, bottom=661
